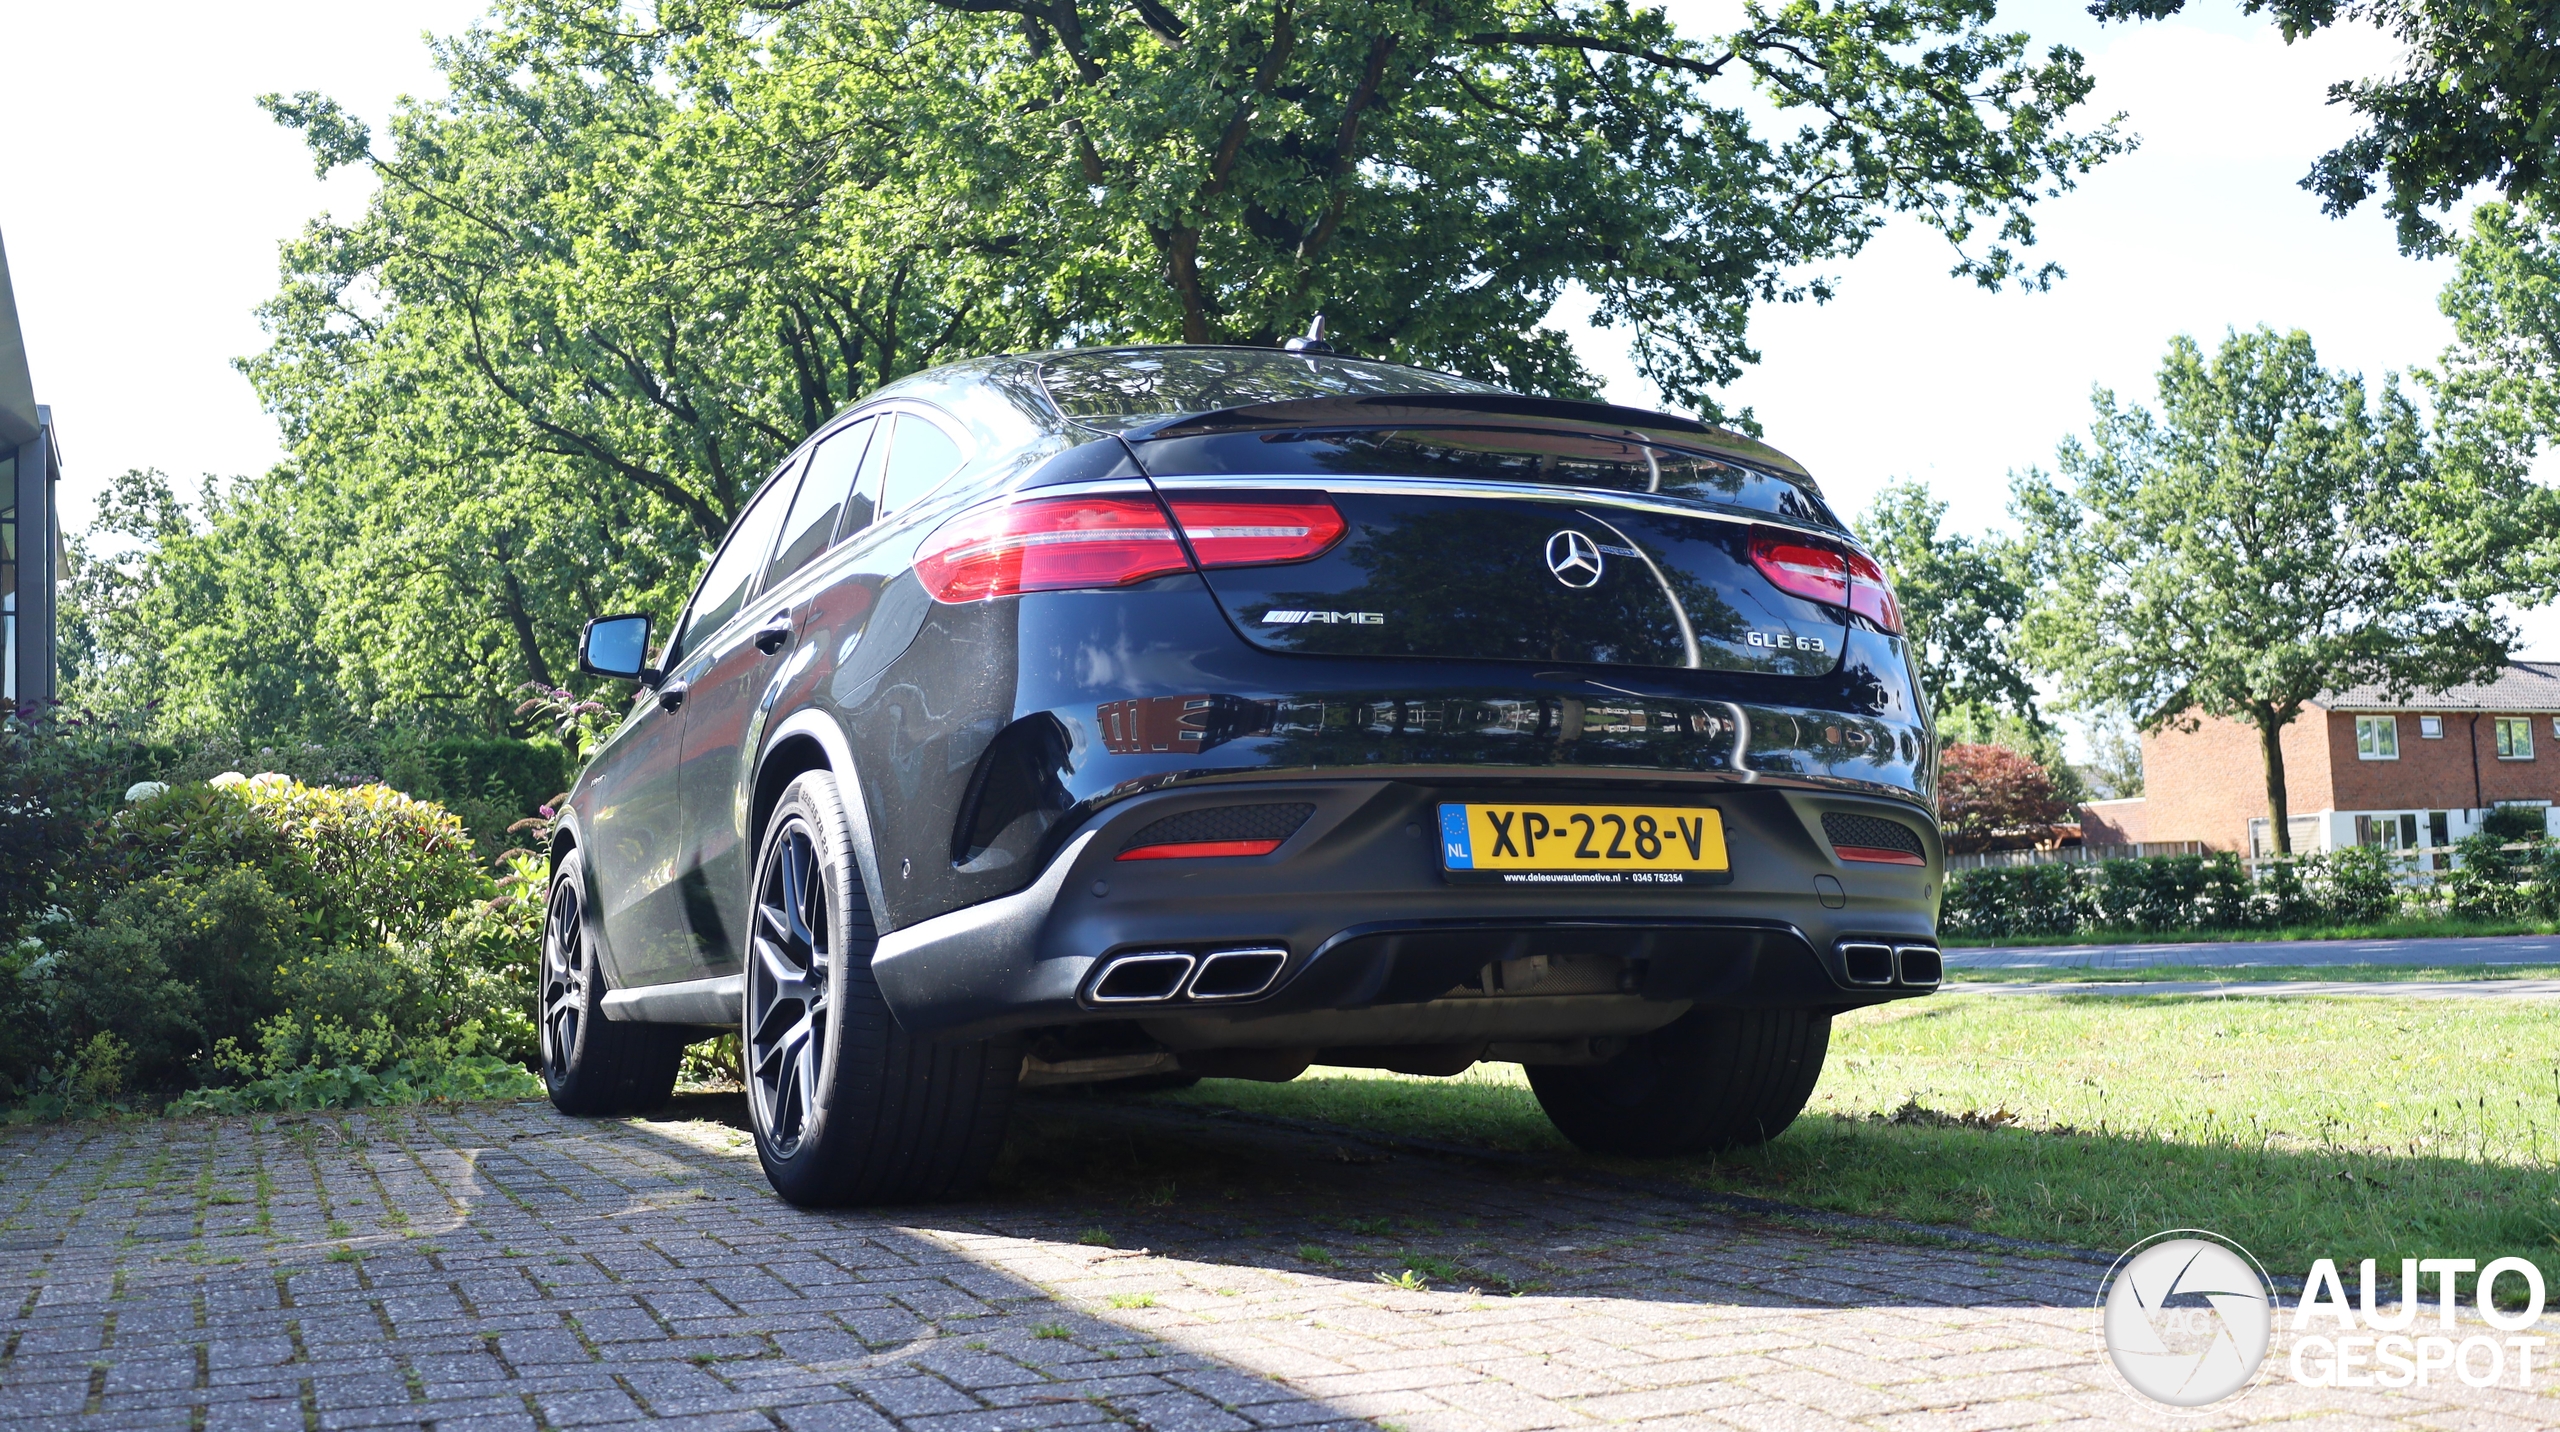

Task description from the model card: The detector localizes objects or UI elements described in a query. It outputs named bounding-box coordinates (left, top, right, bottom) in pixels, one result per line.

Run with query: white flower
left=123, top=781, right=170, bottom=803
left=208, top=772, right=249, bottom=788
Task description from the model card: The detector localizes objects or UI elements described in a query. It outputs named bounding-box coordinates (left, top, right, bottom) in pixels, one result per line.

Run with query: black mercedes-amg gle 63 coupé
left=546, top=344, right=1944, bottom=1205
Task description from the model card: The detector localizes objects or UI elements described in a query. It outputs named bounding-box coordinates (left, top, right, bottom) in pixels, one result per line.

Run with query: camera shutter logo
left=1545, top=530, right=1604, bottom=587
left=2101, top=1231, right=2275, bottom=1407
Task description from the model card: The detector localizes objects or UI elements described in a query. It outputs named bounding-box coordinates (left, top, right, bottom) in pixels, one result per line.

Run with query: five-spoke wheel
left=742, top=770, right=1021, bottom=1206
left=537, top=848, right=684, bottom=1115
left=540, top=869, right=588, bottom=1084
left=747, top=821, right=832, bottom=1158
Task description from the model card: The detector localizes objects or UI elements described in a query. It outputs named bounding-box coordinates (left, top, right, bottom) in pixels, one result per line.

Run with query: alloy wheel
left=748, top=819, right=831, bottom=1158
left=540, top=875, right=586, bottom=1082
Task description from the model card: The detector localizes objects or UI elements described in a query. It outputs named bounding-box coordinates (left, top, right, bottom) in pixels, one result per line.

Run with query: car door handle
left=655, top=680, right=689, bottom=713
left=752, top=613, right=794, bottom=655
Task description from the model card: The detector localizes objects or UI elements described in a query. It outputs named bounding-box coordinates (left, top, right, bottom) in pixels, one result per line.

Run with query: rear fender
left=757, top=707, right=890, bottom=930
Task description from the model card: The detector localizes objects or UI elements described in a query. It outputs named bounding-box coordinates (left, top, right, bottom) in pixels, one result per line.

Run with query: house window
left=2419, top=715, right=2443, bottom=739
left=2496, top=716, right=2535, bottom=760
left=2354, top=814, right=2421, bottom=850
left=2355, top=716, right=2399, bottom=760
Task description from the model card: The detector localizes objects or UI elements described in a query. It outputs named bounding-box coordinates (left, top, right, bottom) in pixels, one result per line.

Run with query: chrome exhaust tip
left=1087, top=952, right=1197, bottom=1003
left=1893, top=944, right=1943, bottom=988
left=1185, top=947, right=1288, bottom=1000
left=1838, top=941, right=1895, bottom=987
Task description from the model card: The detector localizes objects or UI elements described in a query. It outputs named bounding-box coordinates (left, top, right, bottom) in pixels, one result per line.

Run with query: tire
left=540, top=848, right=685, bottom=1115
left=744, top=769, right=1019, bottom=1206
left=1527, top=1006, right=1830, bottom=1157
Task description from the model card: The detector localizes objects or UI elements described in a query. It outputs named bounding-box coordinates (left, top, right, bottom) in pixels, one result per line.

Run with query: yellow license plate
left=1437, top=803, right=1728, bottom=887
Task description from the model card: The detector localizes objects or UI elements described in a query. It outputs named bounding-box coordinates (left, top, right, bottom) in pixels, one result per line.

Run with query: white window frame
left=2419, top=715, right=2443, bottom=739
left=2355, top=715, right=2399, bottom=760
left=2496, top=716, right=2535, bottom=760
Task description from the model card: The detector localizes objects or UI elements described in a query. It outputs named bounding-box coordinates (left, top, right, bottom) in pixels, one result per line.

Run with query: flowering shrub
left=4, top=771, right=543, bottom=1110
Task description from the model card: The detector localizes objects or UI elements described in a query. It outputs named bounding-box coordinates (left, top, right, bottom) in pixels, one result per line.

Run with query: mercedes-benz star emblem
left=1545, top=530, right=1605, bottom=588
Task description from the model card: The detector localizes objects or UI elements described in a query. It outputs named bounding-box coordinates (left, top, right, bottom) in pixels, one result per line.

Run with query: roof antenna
left=1283, top=314, right=1332, bottom=354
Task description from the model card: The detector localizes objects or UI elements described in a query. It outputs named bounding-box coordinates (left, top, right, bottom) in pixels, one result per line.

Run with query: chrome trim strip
left=600, top=974, right=742, bottom=1025
left=993, top=476, right=1156, bottom=501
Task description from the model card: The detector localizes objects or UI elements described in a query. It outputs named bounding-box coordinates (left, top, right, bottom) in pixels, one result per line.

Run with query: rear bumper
left=869, top=777, right=1941, bottom=1042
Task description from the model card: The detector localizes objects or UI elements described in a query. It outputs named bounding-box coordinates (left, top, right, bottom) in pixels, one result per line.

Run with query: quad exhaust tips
left=1188, top=948, right=1288, bottom=999
left=1084, top=947, right=1290, bottom=1006
left=1088, top=952, right=1197, bottom=1003
left=1837, top=941, right=1941, bottom=989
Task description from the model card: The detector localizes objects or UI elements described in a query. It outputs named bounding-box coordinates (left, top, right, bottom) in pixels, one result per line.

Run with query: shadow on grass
left=1086, top=1066, right=2560, bottom=1292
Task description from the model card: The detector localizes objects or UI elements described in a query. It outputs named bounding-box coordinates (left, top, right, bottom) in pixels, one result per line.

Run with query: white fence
left=1945, top=842, right=2208, bottom=871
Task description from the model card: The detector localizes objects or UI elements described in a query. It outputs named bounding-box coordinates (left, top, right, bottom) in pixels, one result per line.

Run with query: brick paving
left=1, top=1092, right=2552, bottom=1431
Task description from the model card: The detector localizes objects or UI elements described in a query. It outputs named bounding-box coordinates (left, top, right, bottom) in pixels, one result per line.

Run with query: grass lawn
left=1941, top=916, right=2560, bottom=948
left=1145, top=994, right=2560, bottom=1286
left=1945, top=962, right=2560, bottom=984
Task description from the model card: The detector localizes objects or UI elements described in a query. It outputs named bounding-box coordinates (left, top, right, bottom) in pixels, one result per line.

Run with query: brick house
left=2078, top=662, right=2560, bottom=857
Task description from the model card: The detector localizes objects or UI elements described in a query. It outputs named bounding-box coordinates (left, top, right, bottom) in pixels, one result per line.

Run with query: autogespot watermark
left=2098, top=1229, right=2551, bottom=1409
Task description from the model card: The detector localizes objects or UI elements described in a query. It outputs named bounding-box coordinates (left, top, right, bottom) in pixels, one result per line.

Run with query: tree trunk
left=2256, top=713, right=2291, bottom=855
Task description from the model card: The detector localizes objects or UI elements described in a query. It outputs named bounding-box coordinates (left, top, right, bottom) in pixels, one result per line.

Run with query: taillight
left=916, top=493, right=1347, bottom=602
left=1166, top=498, right=1346, bottom=568
left=1749, top=532, right=1848, bottom=606
left=1843, top=550, right=1903, bottom=633
left=1748, top=530, right=1902, bottom=634
left=914, top=496, right=1188, bottom=602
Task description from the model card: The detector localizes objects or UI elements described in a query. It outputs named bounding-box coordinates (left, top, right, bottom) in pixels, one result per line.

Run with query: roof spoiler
left=1121, top=393, right=1808, bottom=478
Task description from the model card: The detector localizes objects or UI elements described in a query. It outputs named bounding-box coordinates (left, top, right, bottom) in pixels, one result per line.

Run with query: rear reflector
left=1748, top=529, right=1904, bottom=635
left=1822, top=812, right=1927, bottom=864
left=916, top=494, right=1346, bottom=603
left=1116, top=838, right=1285, bottom=861
left=1833, top=845, right=1927, bottom=866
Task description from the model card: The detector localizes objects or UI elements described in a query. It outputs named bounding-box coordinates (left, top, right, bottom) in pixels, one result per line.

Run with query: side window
left=879, top=413, right=965, bottom=516
left=765, top=419, right=875, bottom=587
left=666, top=469, right=798, bottom=667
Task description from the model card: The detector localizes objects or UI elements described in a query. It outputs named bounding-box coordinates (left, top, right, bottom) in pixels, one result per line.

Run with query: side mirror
left=579, top=614, right=657, bottom=683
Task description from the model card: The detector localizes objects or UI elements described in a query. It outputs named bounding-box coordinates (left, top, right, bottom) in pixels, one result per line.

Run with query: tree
left=2432, top=198, right=2560, bottom=463
left=222, top=0, right=2128, bottom=735
left=63, top=470, right=357, bottom=743
left=2014, top=326, right=2545, bottom=853
left=1936, top=742, right=2068, bottom=851
left=2089, top=0, right=2560, bottom=254
left=1854, top=479, right=2039, bottom=720
left=2078, top=708, right=2145, bottom=799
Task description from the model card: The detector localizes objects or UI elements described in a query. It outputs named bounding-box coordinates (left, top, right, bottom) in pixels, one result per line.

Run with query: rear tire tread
left=752, top=770, right=1017, bottom=1206
left=1527, top=1006, right=1830, bottom=1157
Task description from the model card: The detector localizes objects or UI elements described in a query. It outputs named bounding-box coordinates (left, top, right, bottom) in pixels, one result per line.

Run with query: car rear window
left=1137, top=426, right=1843, bottom=529
left=1038, top=349, right=1498, bottom=429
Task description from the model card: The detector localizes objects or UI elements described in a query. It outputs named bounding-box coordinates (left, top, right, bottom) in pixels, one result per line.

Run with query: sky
left=1, top=0, right=2551, bottom=662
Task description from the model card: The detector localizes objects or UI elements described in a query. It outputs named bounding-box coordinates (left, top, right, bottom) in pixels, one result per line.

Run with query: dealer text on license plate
left=1436, top=803, right=1728, bottom=886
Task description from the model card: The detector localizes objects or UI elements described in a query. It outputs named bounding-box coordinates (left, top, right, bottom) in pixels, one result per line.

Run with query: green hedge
left=1943, top=846, right=2406, bottom=938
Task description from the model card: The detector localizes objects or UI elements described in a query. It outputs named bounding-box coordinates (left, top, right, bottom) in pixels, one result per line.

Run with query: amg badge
left=1263, top=610, right=1384, bottom=625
